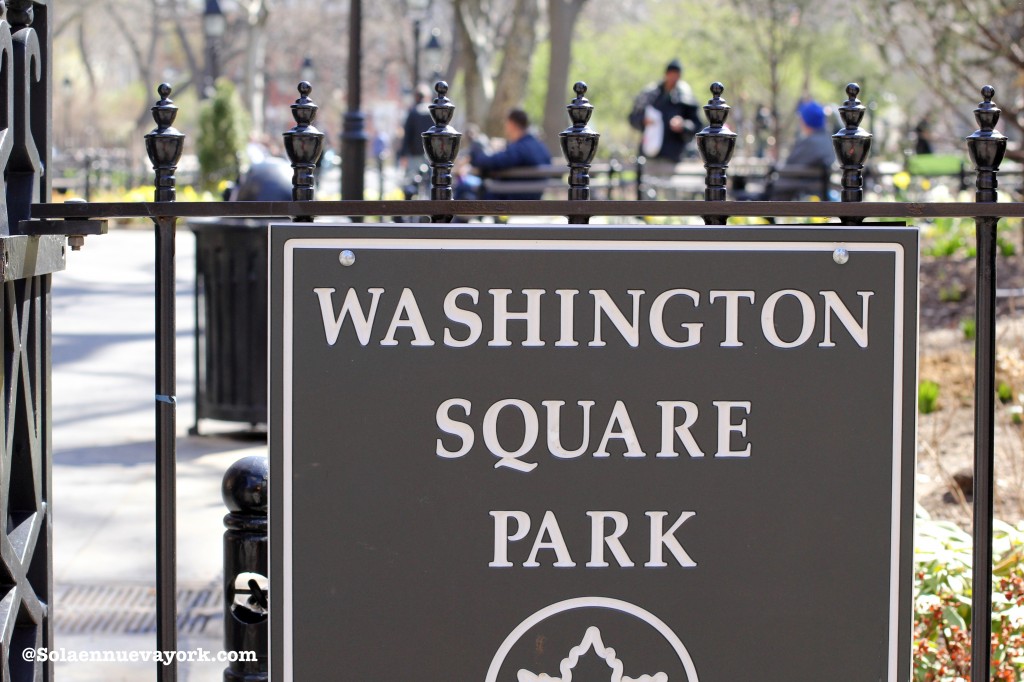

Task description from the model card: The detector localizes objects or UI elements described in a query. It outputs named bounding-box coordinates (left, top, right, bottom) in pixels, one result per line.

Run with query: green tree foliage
left=197, top=79, right=250, bottom=193
left=529, top=0, right=887, bottom=161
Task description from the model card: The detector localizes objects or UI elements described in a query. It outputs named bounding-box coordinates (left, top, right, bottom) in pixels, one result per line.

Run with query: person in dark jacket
left=399, top=84, right=435, bottom=194
left=469, top=109, right=552, bottom=200
left=628, top=59, right=703, bottom=165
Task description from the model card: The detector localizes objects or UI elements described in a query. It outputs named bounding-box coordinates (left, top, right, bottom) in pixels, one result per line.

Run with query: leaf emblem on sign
left=517, top=626, right=668, bottom=682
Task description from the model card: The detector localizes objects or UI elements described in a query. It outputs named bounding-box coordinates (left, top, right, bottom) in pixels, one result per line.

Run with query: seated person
left=468, top=109, right=552, bottom=200
left=769, top=100, right=836, bottom=200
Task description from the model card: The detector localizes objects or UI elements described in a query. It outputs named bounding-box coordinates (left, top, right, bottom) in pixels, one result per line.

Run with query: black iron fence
left=1, top=2, right=1023, bottom=680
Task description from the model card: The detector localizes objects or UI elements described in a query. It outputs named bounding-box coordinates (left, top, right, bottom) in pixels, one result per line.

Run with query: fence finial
left=421, top=80, right=462, bottom=222
left=695, top=81, right=737, bottom=225
left=559, top=81, right=600, bottom=224
left=832, top=83, right=872, bottom=210
left=283, top=81, right=326, bottom=218
left=966, top=85, right=1006, bottom=204
left=144, top=84, right=185, bottom=203
left=7, top=0, right=32, bottom=30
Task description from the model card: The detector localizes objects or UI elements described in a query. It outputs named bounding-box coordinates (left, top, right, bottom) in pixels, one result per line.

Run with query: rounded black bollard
left=144, top=84, right=185, bottom=203
left=282, top=81, right=326, bottom=221
left=421, top=81, right=462, bottom=223
left=966, top=85, right=1007, bottom=204
left=832, top=83, right=872, bottom=210
left=559, top=81, right=600, bottom=225
left=695, top=82, right=737, bottom=225
left=222, top=455, right=269, bottom=682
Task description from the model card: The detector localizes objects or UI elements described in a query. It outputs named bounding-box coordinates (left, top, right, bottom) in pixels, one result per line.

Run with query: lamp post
left=342, top=0, right=367, bottom=203
left=423, top=28, right=442, bottom=81
left=202, top=0, right=227, bottom=99
left=300, top=57, right=315, bottom=85
left=408, top=0, right=430, bottom=86
left=61, top=76, right=72, bottom=150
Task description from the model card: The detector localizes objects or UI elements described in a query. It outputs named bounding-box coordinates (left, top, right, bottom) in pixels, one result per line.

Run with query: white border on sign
left=277, top=236, right=909, bottom=682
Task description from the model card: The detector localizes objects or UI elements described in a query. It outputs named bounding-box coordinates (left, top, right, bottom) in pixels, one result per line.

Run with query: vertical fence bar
left=966, top=85, right=1007, bottom=682
left=832, top=83, right=872, bottom=225
left=283, top=81, right=325, bottom=223
left=559, top=81, right=599, bottom=226
left=144, top=83, right=185, bottom=682
left=695, top=82, right=736, bottom=226
left=421, top=81, right=461, bottom=224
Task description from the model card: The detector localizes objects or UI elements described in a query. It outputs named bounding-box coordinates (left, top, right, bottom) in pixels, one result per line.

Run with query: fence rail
left=28, top=199, right=1024, bottom=221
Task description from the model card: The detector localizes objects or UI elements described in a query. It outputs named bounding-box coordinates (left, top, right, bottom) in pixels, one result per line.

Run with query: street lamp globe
left=301, top=57, right=315, bottom=85
left=424, top=28, right=443, bottom=78
left=407, top=0, right=430, bottom=14
left=203, top=0, right=227, bottom=39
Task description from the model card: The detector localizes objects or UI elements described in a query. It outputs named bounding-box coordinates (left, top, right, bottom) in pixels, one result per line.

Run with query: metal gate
left=2, top=0, right=1023, bottom=679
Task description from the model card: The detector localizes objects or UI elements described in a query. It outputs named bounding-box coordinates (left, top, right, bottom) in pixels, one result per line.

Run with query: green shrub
left=998, top=382, right=1014, bottom=404
left=197, top=79, right=250, bottom=193
left=919, top=380, right=940, bottom=414
left=998, top=236, right=1016, bottom=257
left=927, top=235, right=964, bottom=258
left=939, top=285, right=966, bottom=303
left=961, top=319, right=976, bottom=341
left=913, top=516, right=1024, bottom=681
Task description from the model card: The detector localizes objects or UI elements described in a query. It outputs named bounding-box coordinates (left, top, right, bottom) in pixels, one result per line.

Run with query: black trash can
left=189, top=218, right=270, bottom=433
left=188, top=160, right=292, bottom=433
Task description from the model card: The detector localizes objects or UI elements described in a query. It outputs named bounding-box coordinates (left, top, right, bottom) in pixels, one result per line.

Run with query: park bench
left=759, top=164, right=834, bottom=201
left=633, top=157, right=831, bottom=201
left=480, top=162, right=626, bottom=199
left=905, top=153, right=971, bottom=194
left=903, top=153, right=1023, bottom=199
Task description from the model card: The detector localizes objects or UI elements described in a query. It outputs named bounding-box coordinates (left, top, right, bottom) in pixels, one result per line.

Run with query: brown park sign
left=270, top=224, right=918, bottom=681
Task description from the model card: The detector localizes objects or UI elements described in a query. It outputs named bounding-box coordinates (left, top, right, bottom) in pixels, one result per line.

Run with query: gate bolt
left=65, top=198, right=88, bottom=251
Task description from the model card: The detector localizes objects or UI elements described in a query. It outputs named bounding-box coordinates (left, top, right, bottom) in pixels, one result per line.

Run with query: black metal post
left=202, top=0, right=225, bottom=99
left=342, top=0, right=367, bottom=212
left=203, top=40, right=218, bottom=99
left=222, top=456, right=269, bottom=681
left=144, top=83, right=185, bottom=682
left=412, top=17, right=422, bottom=86
left=421, top=80, right=461, bottom=223
left=283, top=81, right=325, bottom=222
left=559, top=81, right=599, bottom=225
left=832, top=83, right=872, bottom=225
left=966, top=84, right=1007, bottom=682
left=635, top=156, right=645, bottom=201
left=695, top=82, right=736, bottom=226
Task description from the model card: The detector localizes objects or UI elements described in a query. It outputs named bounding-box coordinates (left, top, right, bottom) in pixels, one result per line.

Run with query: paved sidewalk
left=51, top=227, right=266, bottom=681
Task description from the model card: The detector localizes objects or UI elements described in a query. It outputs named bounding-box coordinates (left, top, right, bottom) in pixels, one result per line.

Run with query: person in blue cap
left=628, top=59, right=704, bottom=191
left=770, top=100, right=836, bottom=200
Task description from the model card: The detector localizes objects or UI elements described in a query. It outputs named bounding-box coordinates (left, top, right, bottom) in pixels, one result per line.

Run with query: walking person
left=628, top=58, right=704, bottom=195
left=398, top=84, right=435, bottom=197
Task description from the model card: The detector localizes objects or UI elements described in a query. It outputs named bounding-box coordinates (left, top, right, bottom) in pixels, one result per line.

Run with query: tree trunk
left=542, top=0, right=587, bottom=153
left=484, top=0, right=539, bottom=136
left=454, top=0, right=495, bottom=129
left=243, top=1, right=270, bottom=136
